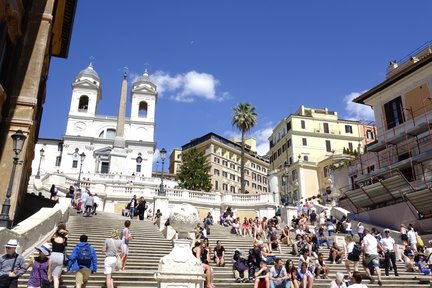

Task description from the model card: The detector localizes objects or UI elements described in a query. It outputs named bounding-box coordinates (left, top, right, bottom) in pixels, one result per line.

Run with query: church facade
left=32, top=64, right=157, bottom=179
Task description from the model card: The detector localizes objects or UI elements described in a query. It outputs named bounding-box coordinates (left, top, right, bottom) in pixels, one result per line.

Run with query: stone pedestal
left=154, top=196, right=169, bottom=231
left=281, top=206, right=298, bottom=227
left=109, top=147, right=127, bottom=174
left=155, top=203, right=204, bottom=288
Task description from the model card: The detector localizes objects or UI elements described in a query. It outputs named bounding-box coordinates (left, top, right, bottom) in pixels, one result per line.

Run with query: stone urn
left=155, top=203, right=204, bottom=288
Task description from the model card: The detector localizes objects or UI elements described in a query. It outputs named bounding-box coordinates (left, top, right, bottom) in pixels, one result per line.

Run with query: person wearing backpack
left=344, top=235, right=360, bottom=276
left=67, top=235, right=97, bottom=288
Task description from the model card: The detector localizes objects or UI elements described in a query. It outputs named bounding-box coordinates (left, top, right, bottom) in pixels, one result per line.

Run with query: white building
left=32, top=64, right=157, bottom=179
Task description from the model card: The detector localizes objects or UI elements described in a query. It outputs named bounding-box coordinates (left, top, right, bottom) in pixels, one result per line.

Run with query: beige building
left=180, top=132, right=270, bottom=194
left=340, top=43, right=432, bottom=233
left=0, top=0, right=77, bottom=225
left=169, top=148, right=182, bottom=175
left=269, top=105, right=375, bottom=204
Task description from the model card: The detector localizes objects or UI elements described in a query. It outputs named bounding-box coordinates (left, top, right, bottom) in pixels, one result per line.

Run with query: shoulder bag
left=0, top=254, right=18, bottom=286
left=111, top=239, right=122, bottom=270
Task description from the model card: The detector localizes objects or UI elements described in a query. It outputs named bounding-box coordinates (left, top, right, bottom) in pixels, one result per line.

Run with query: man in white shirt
left=406, top=227, right=417, bottom=252
left=362, top=228, right=382, bottom=286
left=380, top=228, right=398, bottom=276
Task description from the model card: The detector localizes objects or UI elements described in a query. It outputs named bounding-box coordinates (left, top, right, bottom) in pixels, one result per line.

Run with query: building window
left=262, top=168, right=266, bottom=173
left=222, top=171, right=228, bottom=178
left=215, top=180, right=219, bottom=190
left=287, top=121, right=291, bottom=131
left=303, top=155, right=309, bottom=161
left=367, top=165, right=375, bottom=174
left=55, top=156, right=62, bottom=167
left=101, top=162, right=110, bottom=173
left=57, top=143, right=63, bottom=152
left=230, top=174, right=236, bottom=180
left=301, top=120, right=306, bottom=129
left=325, top=140, right=332, bottom=152
left=214, top=157, right=220, bottom=163
left=258, top=175, right=262, bottom=182
left=263, top=177, right=267, bottom=184
left=287, top=139, right=291, bottom=148
left=230, top=163, right=235, bottom=169
left=223, top=183, right=228, bottom=191
left=384, top=96, right=405, bottom=129
left=138, top=101, right=148, bottom=117
left=323, top=123, right=329, bottom=133
left=230, top=186, right=236, bottom=193
left=366, top=130, right=374, bottom=139
left=292, top=170, right=297, bottom=181
left=245, top=169, right=249, bottom=175
left=245, top=180, right=249, bottom=186
left=136, top=164, right=141, bottom=172
left=222, top=160, right=228, bottom=167
left=252, top=172, right=257, bottom=180
left=263, top=187, right=268, bottom=192
left=348, top=142, right=353, bottom=151
left=345, top=125, right=353, bottom=134
left=252, top=183, right=257, bottom=189
left=302, top=138, right=307, bottom=146
left=78, top=95, right=89, bottom=112
left=251, top=163, right=256, bottom=169
left=72, top=160, right=78, bottom=168
left=289, top=157, right=293, bottom=164
left=214, top=169, right=220, bottom=176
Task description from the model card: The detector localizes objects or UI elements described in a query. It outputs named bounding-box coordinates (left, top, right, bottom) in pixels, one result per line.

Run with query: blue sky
left=41, top=1, right=432, bottom=168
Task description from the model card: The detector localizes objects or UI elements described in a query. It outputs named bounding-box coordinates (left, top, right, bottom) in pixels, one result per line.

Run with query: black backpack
left=348, top=243, right=362, bottom=261
left=76, top=244, right=92, bottom=267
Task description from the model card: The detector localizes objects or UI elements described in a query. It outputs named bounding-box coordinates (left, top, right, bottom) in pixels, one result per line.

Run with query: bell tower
left=69, top=63, right=102, bottom=117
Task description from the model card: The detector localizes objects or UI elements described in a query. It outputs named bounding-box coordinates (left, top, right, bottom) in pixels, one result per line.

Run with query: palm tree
left=232, top=103, right=257, bottom=194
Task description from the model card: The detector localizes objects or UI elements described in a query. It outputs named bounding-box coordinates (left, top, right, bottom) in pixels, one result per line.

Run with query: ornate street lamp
left=77, top=152, right=86, bottom=188
left=0, top=130, right=27, bottom=228
left=159, top=148, right=167, bottom=196
left=35, top=148, right=45, bottom=179
left=283, top=162, right=292, bottom=205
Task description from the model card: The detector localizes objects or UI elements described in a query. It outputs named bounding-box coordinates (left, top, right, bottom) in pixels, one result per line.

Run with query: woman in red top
left=242, top=217, right=251, bottom=237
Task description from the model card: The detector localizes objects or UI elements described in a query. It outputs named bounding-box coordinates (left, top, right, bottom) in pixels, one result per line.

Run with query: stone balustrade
left=29, top=172, right=277, bottom=220
left=0, top=198, right=70, bottom=258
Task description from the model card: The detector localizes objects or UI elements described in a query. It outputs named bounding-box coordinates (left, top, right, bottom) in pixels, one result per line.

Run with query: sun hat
left=4, top=239, right=19, bottom=248
left=35, top=245, right=51, bottom=256
left=384, top=228, right=390, bottom=233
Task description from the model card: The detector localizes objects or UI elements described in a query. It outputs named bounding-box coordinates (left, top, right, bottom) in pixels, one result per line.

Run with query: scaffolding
left=339, top=97, right=432, bottom=218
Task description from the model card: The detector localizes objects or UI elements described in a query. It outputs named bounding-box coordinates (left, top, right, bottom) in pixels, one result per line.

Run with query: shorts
left=364, top=254, right=379, bottom=269
left=75, top=268, right=91, bottom=285
left=104, top=256, right=117, bottom=274
left=123, top=243, right=129, bottom=256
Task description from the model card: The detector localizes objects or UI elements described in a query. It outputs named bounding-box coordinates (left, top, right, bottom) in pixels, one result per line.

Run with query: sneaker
left=378, top=280, right=382, bottom=286
left=235, top=278, right=241, bottom=283
left=369, top=278, right=375, bottom=284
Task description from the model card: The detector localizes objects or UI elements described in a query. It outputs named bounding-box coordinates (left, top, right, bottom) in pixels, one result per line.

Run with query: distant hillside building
left=268, top=105, right=376, bottom=204
left=179, top=133, right=270, bottom=194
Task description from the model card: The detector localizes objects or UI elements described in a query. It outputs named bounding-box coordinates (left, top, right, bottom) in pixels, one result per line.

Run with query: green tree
left=177, top=148, right=212, bottom=192
left=232, top=102, right=257, bottom=194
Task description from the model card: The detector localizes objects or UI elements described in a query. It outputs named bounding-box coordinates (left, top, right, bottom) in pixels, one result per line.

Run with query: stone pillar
left=155, top=203, right=204, bottom=288
left=281, top=206, right=298, bottom=228
left=154, top=196, right=169, bottom=231
left=109, top=74, right=128, bottom=173
left=268, top=170, right=280, bottom=205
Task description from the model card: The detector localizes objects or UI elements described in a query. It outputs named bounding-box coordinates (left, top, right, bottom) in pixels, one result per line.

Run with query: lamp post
left=77, top=152, right=86, bottom=188
left=0, top=130, right=27, bottom=228
left=35, top=148, right=45, bottom=179
left=283, top=162, right=291, bottom=205
left=159, top=148, right=167, bottom=196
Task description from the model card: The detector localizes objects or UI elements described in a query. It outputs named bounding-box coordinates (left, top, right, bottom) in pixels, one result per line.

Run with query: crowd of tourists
left=191, top=203, right=432, bottom=288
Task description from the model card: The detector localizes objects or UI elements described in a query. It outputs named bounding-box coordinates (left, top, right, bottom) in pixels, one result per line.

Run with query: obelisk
left=109, top=69, right=128, bottom=173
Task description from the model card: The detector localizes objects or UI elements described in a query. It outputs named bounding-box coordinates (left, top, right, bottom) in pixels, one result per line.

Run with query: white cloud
left=150, top=70, right=229, bottom=102
left=343, top=91, right=375, bottom=122
left=224, top=123, right=273, bottom=156
left=153, top=148, right=160, bottom=163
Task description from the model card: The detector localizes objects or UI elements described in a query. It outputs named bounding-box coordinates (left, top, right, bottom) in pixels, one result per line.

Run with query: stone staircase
left=19, top=211, right=172, bottom=287
left=18, top=211, right=432, bottom=287
left=206, top=224, right=432, bottom=288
